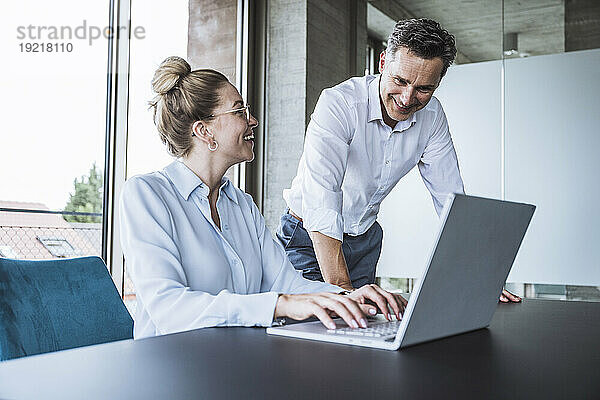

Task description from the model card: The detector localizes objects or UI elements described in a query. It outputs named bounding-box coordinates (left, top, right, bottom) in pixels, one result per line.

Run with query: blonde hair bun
left=151, top=56, right=192, bottom=95
left=148, top=56, right=228, bottom=158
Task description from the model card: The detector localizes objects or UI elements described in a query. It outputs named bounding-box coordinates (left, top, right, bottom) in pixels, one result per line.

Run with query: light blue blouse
left=120, top=161, right=340, bottom=339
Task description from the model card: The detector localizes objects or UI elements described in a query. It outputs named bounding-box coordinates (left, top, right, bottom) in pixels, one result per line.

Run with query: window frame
left=102, top=0, right=131, bottom=295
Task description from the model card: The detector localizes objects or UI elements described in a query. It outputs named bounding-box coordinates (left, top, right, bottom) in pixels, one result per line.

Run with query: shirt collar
left=392, top=112, right=417, bottom=133
left=163, top=160, right=238, bottom=204
left=367, top=74, right=383, bottom=123
left=368, top=74, right=418, bottom=133
left=220, top=178, right=238, bottom=204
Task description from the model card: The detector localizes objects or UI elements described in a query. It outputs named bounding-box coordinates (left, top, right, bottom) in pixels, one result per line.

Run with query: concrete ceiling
left=367, top=0, right=565, bottom=63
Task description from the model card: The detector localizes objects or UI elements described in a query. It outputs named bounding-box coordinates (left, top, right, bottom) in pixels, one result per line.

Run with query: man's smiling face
left=379, top=47, right=444, bottom=126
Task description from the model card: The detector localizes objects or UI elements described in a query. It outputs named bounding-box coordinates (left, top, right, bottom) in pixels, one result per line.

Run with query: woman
left=120, top=56, right=406, bottom=339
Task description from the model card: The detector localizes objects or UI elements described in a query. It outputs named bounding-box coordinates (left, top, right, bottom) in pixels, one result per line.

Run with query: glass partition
left=503, top=0, right=600, bottom=296
left=375, top=0, right=504, bottom=284
left=375, top=0, right=600, bottom=301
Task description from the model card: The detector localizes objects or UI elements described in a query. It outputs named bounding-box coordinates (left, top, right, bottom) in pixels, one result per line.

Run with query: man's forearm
left=308, top=231, right=353, bottom=290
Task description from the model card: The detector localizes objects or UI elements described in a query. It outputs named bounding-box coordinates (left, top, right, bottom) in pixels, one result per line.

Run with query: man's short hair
left=386, top=18, right=457, bottom=79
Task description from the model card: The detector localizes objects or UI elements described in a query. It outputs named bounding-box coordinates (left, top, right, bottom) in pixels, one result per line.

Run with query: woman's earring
left=205, top=129, right=218, bottom=151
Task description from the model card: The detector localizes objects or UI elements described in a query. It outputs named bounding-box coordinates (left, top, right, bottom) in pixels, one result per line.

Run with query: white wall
left=504, top=49, right=600, bottom=285
left=377, top=49, right=600, bottom=286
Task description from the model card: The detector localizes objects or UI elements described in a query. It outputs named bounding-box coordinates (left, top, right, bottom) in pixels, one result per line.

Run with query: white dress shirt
left=283, top=74, right=464, bottom=241
left=120, top=161, right=340, bottom=339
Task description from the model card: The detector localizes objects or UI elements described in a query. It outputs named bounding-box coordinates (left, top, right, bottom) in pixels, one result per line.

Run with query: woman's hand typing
left=273, top=284, right=408, bottom=330
left=274, top=293, right=376, bottom=330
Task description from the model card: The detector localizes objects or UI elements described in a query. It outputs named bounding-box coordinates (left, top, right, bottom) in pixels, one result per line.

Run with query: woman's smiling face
left=205, top=82, right=258, bottom=164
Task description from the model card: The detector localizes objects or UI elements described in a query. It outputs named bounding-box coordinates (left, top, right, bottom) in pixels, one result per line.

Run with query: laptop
left=267, top=194, right=536, bottom=350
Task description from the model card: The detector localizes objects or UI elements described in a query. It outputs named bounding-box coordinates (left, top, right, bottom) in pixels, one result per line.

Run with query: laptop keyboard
left=327, top=320, right=401, bottom=338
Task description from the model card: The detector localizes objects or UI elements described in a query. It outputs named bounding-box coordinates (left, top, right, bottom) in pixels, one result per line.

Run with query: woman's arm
left=119, top=177, right=280, bottom=336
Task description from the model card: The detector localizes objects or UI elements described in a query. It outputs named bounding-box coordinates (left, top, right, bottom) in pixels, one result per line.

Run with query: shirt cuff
left=302, top=208, right=344, bottom=242
left=227, top=291, right=280, bottom=327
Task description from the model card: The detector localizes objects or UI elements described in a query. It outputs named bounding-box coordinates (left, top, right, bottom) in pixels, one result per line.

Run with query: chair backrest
left=0, top=256, right=133, bottom=361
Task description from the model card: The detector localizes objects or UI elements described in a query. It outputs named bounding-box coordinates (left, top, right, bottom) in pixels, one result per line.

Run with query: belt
left=287, top=209, right=303, bottom=223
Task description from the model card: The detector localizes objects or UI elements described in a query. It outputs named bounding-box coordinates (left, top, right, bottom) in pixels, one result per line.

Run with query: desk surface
left=1, top=299, right=599, bottom=399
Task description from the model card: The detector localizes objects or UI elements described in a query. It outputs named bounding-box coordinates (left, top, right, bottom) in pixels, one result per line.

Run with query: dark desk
left=1, top=299, right=599, bottom=399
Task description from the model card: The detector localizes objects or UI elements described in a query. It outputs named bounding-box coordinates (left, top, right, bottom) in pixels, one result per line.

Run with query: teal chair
left=0, top=256, right=133, bottom=361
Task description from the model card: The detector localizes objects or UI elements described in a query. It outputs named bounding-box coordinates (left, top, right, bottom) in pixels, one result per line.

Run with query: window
left=0, top=0, right=108, bottom=262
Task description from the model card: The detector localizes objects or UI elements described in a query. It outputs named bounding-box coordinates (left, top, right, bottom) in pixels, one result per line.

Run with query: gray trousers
left=275, top=212, right=383, bottom=288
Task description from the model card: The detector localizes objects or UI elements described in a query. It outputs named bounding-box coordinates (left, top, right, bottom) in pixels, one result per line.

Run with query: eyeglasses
left=208, top=104, right=251, bottom=121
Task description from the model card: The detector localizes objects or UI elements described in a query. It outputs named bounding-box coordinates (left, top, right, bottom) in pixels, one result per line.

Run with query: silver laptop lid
left=395, top=194, right=535, bottom=348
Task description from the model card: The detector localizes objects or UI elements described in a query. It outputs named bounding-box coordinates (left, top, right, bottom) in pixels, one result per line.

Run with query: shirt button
left=385, top=160, right=390, bottom=165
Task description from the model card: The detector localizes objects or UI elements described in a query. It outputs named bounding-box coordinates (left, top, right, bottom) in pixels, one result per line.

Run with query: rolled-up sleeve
left=120, top=178, right=283, bottom=337
left=417, top=107, right=465, bottom=215
left=301, top=89, right=354, bottom=241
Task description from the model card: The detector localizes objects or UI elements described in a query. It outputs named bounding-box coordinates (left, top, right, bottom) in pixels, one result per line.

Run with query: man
left=277, top=18, right=520, bottom=303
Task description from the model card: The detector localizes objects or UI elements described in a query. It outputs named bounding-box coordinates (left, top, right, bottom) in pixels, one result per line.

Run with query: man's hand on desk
left=346, top=285, right=408, bottom=320
left=500, top=288, right=521, bottom=303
